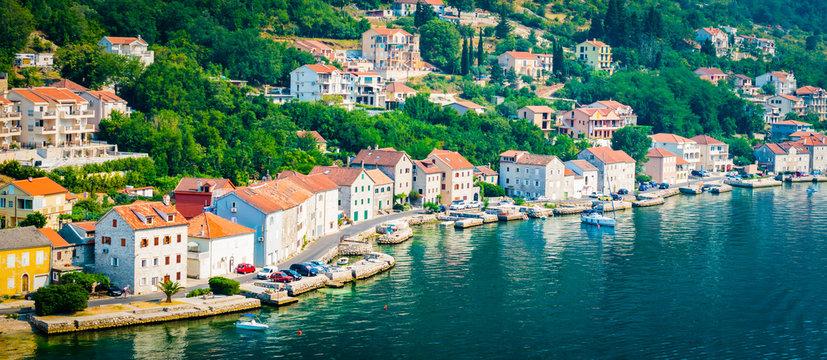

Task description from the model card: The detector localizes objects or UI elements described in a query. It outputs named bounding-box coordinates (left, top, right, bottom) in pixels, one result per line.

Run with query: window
left=141, top=239, right=148, bottom=247
left=52, top=272, right=59, bottom=281
left=140, top=278, right=147, bottom=286
left=176, top=254, right=181, bottom=263
left=154, top=237, right=159, bottom=246
left=153, top=258, right=159, bottom=266
left=164, top=236, right=171, bottom=245
left=112, top=219, right=117, bottom=227
left=121, top=238, right=126, bottom=247
left=176, top=272, right=181, bottom=281
left=141, top=259, right=147, bottom=267
left=6, top=254, right=13, bottom=268
left=152, top=277, right=158, bottom=285
left=177, top=234, right=181, bottom=243
left=165, top=256, right=170, bottom=265
left=111, top=257, right=119, bottom=266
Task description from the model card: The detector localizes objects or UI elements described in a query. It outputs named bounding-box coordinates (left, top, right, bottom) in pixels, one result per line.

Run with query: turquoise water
left=5, top=183, right=827, bottom=359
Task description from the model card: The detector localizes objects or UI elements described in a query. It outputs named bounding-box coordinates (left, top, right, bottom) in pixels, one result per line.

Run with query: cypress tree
left=461, top=37, right=469, bottom=75
left=552, top=41, right=564, bottom=79
left=468, top=36, right=474, bottom=70
left=495, top=7, right=511, bottom=39
left=588, top=17, right=605, bottom=40
left=477, top=28, right=484, bottom=66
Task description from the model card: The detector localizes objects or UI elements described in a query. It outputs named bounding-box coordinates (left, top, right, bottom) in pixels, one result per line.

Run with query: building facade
left=0, top=177, right=73, bottom=229
left=558, top=108, right=623, bottom=139
left=98, top=36, right=154, bottom=65
left=498, top=150, right=568, bottom=200
left=650, top=133, right=700, bottom=171
left=412, top=159, right=442, bottom=205
left=186, top=212, right=255, bottom=279
left=575, top=39, right=613, bottom=73
left=173, top=177, right=235, bottom=219
left=0, top=227, right=51, bottom=296
left=517, top=105, right=555, bottom=137
left=427, top=149, right=479, bottom=205
left=351, top=148, right=413, bottom=198
left=6, top=87, right=96, bottom=148
left=576, top=147, right=636, bottom=193
left=756, top=71, right=796, bottom=95
left=564, top=160, right=599, bottom=197
left=309, top=166, right=375, bottom=222
left=691, top=135, right=732, bottom=172
left=795, top=86, right=827, bottom=121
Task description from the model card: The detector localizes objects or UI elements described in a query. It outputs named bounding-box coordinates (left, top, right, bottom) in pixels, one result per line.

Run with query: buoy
left=298, top=330, right=302, bottom=336
left=384, top=305, right=388, bottom=310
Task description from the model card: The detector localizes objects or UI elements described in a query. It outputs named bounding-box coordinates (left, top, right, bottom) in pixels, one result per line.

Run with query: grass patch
left=130, top=300, right=186, bottom=309
left=69, top=304, right=132, bottom=317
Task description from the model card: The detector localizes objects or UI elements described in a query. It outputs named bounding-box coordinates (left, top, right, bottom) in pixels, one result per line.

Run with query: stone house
left=412, top=159, right=442, bottom=205
left=576, top=147, right=636, bottom=193
left=310, top=166, right=375, bottom=223
left=498, top=150, right=567, bottom=200
left=351, top=147, right=413, bottom=199
left=276, top=171, right=340, bottom=238
left=473, top=165, right=498, bottom=185
left=754, top=142, right=810, bottom=173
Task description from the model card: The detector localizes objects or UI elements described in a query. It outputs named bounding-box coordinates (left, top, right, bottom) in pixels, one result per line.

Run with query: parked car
left=589, top=192, right=600, bottom=198
left=617, top=189, right=629, bottom=195
left=270, top=272, right=294, bottom=283
left=449, top=200, right=467, bottom=210
left=467, top=201, right=481, bottom=208
left=638, top=184, right=648, bottom=191
left=597, top=194, right=612, bottom=201
left=256, top=266, right=278, bottom=280
left=659, top=183, right=670, bottom=189
left=648, top=181, right=659, bottom=188
left=235, top=263, right=255, bottom=274
left=25, top=290, right=38, bottom=300
left=290, top=263, right=319, bottom=277
left=611, top=193, right=622, bottom=201
left=107, top=284, right=124, bottom=297
left=536, top=196, right=549, bottom=202
left=691, top=170, right=704, bottom=177
left=309, top=260, right=334, bottom=272
left=281, top=269, right=302, bottom=281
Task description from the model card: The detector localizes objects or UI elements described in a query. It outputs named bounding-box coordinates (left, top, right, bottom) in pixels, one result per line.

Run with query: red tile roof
left=296, top=130, right=326, bottom=143
left=589, top=100, right=630, bottom=110
left=103, top=36, right=148, bottom=46
left=474, top=165, right=497, bottom=176
left=520, top=105, right=554, bottom=112
left=232, top=179, right=313, bottom=214
left=39, top=228, right=70, bottom=247
left=369, top=28, right=413, bottom=36
left=31, top=87, right=87, bottom=104
left=761, top=143, right=787, bottom=155
left=277, top=171, right=339, bottom=192
left=72, top=221, right=96, bottom=232
left=386, top=82, right=417, bottom=93
left=776, top=120, right=810, bottom=126
left=501, top=150, right=559, bottom=166
left=780, top=141, right=810, bottom=154
left=690, top=135, right=725, bottom=145
left=564, top=168, right=576, bottom=176
left=647, top=147, right=677, bottom=158
left=769, top=71, right=791, bottom=81
left=366, top=169, right=393, bottom=185
left=650, top=133, right=694, bottom=143
left=583, top=147, right=635, bottom=164
left=50, top=79, right=88, bottom=92
left=309, top=166, right=369, bottom=186
left=503, top=51, right=537, bottom=59
left=694, top=67, right=726, bottom=76
left=10, top=88, right=50, bottom=104
left=451, top=100, right=484, bottom=109
left=352, top=148, right=409, bottom=167
left=187, top=212, right=254, bottom=239
left=583, top=39, right=608, bottom=47
left=796, top=86, right=825, bottom=95
left=174, top=177, right=235, bottom=193
left=110, top=201, right=189, bottom=230
left=305, top=64, right=340, bottom=73
left=675, top=157, right=689, bottom=165
left=428, top=149, right=474, bottom=169
left=86, top=90, right=125, bottom=103
left=566, top=159, right=598, bottom=171
left=9, top=177, right=68, bottom=196
left=777, top=94, right=801, bottom=102
left=413, top=159, right=442, bottom=174
left=0, top=96, right=10, bottom=105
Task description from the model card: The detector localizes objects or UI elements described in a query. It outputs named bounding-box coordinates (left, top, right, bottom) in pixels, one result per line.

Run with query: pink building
left=558, top=108, right=623, bottom=139
left=643, top=148, right=688, bottom=185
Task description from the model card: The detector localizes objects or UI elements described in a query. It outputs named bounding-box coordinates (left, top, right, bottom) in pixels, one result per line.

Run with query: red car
left=270, top=271, right=294, bottom=283
left=235, top=263, right=255, bottom=274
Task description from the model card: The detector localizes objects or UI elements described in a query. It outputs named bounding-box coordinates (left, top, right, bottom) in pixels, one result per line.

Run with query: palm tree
left=159, top=280, right=184, bottom=303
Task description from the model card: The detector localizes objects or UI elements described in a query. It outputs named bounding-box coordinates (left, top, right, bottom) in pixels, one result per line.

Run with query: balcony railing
left=0, top=127, right=21, bottom=135
left=34, top=126, right=58, bottom=135
left=0, top=112, right=21, bottom=119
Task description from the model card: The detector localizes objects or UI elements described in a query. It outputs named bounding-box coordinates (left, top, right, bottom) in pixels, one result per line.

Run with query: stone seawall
left=30, top=296, right=261, bottom=335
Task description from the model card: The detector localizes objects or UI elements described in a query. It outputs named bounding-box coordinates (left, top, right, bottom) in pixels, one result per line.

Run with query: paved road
left=84, top=209, right=422, bottom=306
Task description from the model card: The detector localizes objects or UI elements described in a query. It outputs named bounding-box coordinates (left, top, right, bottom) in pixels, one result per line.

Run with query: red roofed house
left=737, top=35, right=776, bottom=57
left=565, top=160, right=599, bottom=196
left=49, top=79, right=88, bottom=93
left=173, top=177, right=236, bottom=219
left=695, top=27, right=730, bottom=57
left=650, top=133, right=701, bottom=171
left=770, top=120, right=812, bottom=142
left=385, top=82, right=418, bottom=106
left=795, top=136, right=827, bottom=173
left=642, top=148, right=687, bottom=185
left=412, top=159, right=443, bottom=205
left=497, top=51, right=553, bottom=79
left=79, top=90, right=130, bottom=128
left=0, top=95, right=21, bottom=149
left=691, top=135, right=732, bottom=172
left=310, top=166, right=375, bottom=223
left=694, top=67, right=728, bottom=83
left=575, top=39, right=613, bottom=73
left=558, top=107, right=623, bottom=139
left=576, top=147, right=636, bottom=193
left=498, top=150, right=568, bottom=200
left=754, top=142, right=810, bottom=173
left=289, top=64, right=352, bottom=103
left=186, top=212, right=255, bottom=279
left=351, top=147, right=413, bottom=198
left=350, top=71, right=386, bottom=107
left=473, top=165, right=498, bottom=185
left=296, top=130, right=328, bottom=152
left=426, top=149, right=480, bottom=205
left=0, top=177, right=73, bottom=230
left=291, top=39, right=335, bottom=61
left=6, top=87, right=95, bottom=148
left=40, top=227, right=83, bottom=283
left=756, top=71, right=797, bottom=95
left=518, top=105, right=556, bottom=137
left=98, top=36, right=154, bottom=65
left=361, top=28, right=421, bottom=72
left=795, top=86, right=827, bottom=121
left=95, top=200, right=189, bottom=294
left=392, top=0, right=445, bottom=17
left=768, top=94, right=806, bottom=118
left=583, top=100, right=638, bottom=127
left=277, top=171, right=340, bottom=237
left=445, top=100, right=485, bottom=115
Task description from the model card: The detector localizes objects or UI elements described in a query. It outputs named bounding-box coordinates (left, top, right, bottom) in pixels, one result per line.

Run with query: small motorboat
left=580, top=209, right=616, bottom=227
left=235, top=314, right=269, bottom=330
left=336, top=257, right=349, bottom=266
left=807, top=187, right=817, bottom=194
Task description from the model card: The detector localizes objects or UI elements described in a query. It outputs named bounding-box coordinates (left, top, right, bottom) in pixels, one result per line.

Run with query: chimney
left=27, top=176, right=32, bottom=182
left=199, top=224, right=205, bottom=237
left=162, top=194, right=170, bottom=206
left=197, top=179, right=202, bottom=191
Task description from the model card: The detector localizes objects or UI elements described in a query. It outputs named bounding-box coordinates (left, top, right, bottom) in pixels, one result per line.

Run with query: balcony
left=0, top=112, right=21, bottom=119
left=33, top=111, right=57, bottom=119
left=0, top=126, right=21, bottom=137
left=34, top=126, right=58, bottom=135
left=63, top=124, right=95, bottom=134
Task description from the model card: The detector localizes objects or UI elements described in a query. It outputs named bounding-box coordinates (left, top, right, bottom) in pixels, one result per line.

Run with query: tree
left=159, top=280, right=184, bottom=303
left=60, top=272, right=110, bottom=293
left=446, top=0, right=474, bottom=18
left=19, top=212, right=47, bottom=228
left=420, top=20, right=461, bottom=73
left=552, top=41, right=564, bottom=79
left=0, top=0, right=34, bottom=64
left=209, top=276, right=240, bottom=295
left=805, top=35, right=821, bottom=51
left=495, top=9, right=511, bottom=39
left=643, top=6, right=663, bottom=38
left=490, top=65, right=504, bottom=85
left=414, top=1, right=437, bottom=28
left=33, top=283, right=89, bottom=316
left=701, top=38, right=716, bottom=56
left=56, top=44, right=143, bottom=89
left=588, top=18, right=604, bottom=40
left=19, top=67, right=43, bottom=87
left=408, top=189, right=421, bottom=204
left=461, top=37, right=469, bottom=75
left=603, top=0, right=624, bottom=46
left=611, top=126, right=652, bottom=164
left=477, top=29, right=485, bottom=66
left=478, top=181, right=505, bottom=197
left=761, top=83, right=777, bottom=95
left=506, top=68, right=519, bottom=88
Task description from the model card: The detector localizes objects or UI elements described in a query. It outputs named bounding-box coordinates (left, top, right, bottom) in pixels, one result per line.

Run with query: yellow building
left=0, top=226, right=52, bottom=296
left=0, top=177, right=74, bottom=230
left=575, top=39, right=613, bottom=74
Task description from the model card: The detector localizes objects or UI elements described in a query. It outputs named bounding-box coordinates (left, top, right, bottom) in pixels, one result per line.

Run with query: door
left=163, top=275, right=170, bottom=283
left=21, top=274, right=29, bottom=293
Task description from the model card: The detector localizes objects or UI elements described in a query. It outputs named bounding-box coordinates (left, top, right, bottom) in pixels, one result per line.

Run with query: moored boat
left=679, top=186, right=703, bottom=194
left=235, top=314, right=269, bottom=330
left=580, top=209, right=616, bottom=227
left=336, top=257, right=349, bottom=266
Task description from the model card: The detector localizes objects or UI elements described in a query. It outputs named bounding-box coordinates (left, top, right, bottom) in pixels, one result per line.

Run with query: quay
left=30, top=296, right=260, bottom=335
left=633, top=197, right=664, bottom=207
left=725, top=178, right=782, bottom=188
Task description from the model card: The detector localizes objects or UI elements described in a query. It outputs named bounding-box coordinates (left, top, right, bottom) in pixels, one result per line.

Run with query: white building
left=427, top=149, right=480, bottom=204
left=576, top=147, right=636, bottom=193
left=186, top=212, right=255, bottom=279
left=277, top=171, right=340, bottom=238
left=98, top=36, right=154, bottom=65
left=444, top=101, right=485, bottom=115
left=351, top=147, right=413, bottom=198
left=6, top=87, right=95, bottom=148
left=498, top=150, right=568, bottom=200
left=583, top=100, right=638, bottom=126
left=310, top=166, right=375, bottom=223
left=79, top=90, right=130, bottom=128
left=290, top=64, right=353, bottom=103
left=392, top=0, right=445, bottom=16
left=649, top=133, right=700, bottom=171
left=412, top=159, right=443, bottom=205
left=95, top=201, right=189, bottom=295
left=755, top=71, right=796, bottom=95
left=564, top=160, right=599, bottom=197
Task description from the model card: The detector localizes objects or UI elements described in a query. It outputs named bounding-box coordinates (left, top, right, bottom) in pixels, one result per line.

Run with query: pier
left=725, top=178, right=782, bottom=188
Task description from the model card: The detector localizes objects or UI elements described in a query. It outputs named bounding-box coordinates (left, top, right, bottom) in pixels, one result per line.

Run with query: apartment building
left=497, top=51, right=553, bottom=78
left=291, top=39, right=335, bottom=61
left=517, top=105, right=555, bottom=137
left=498, top=150, right=568, bottom=200
left=412, top=159, right=442, bottom=205
left=695, top=27, right=730, bottom=57
left=575, top=39, right=613, bottom=73
left=392, top=0, right=445, bottom=16
left=767, top=94, right=806, bottom=117
left=309, top=166, right=375, bottom=223
left=558, top=107, right=623, bottom=139
left=351, top=148, right=413, bottom=198
left=691, top=135, right=732, bottom=172
left=78, top=90, right=129, bottom=128
left=366, top=169, right=394, bottom=213
left=582, top=100, right=637, bottom=126
left=0, top=95, right=21, bottom=149
left=756, top=71, right=796, bottom=95
left=796, top=136, right=827, bottom=173
left=289, top=64, right=353, bottom=102
left=770, top=120, right=812, bottom=142
left=6, top=87, right=95, bottom=148
left=276, top=171, right=340, bottom=238
left=576, top=147, right=635, bottom=193
left=0, top=177, right=73, bottom=230
left=98, top=36, right=154, bottom=65
left=795, top=86, right=827, bottom=121
left=361, top=28, right=421, bottom=72
left=643, top=148, right=680, bottom=185
left=349, top=72, right=386, bottom=108
left=754, top=142, right=811, bottom=173
left=95, top=201, right=189, bottom=295
left=649, top=133, right=700, bottom=171
left=426, top=149, right=479, bottom=205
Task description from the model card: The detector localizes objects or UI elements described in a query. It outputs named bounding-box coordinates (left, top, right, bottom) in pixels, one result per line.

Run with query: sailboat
left=581, top=153, right=617, bottom=227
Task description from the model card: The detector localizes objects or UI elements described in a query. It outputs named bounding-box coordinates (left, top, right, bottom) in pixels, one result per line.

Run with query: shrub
left=514, top=197, right=526, bottom=205
left=60, top=272, right=110, bottom=293
left=208, top=277, right=240, bottom=295
left=186, top=288, right=211, bottom=298
left=424, top=202, right=440, bottom=213
left=33, top=283, right=89, bottom=315
left=636, top=174, right=652, bottom=184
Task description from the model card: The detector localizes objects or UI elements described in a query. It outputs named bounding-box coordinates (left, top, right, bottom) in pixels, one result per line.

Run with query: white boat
left=807, top=187, right=817, bottom=194
left=581, top=210, right=616, bottom=227
left=336, top=257, right=349, bottom=266
left=235, top=314, right=269, bottom=330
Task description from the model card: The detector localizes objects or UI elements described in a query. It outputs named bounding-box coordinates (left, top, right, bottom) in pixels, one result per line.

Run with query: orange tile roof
left=428, top=149, right=474, bottom=169
left=583, top=146, right=635, bottom=164
left=305, top=64, right=340, bottom=73
left=39, top=228, right=70, bottom=247
left=584, top=39, right=608, bottom=47
left=50, top=79, right=88, bottom=92
left=72, top=221, right=96, bottom=232
left=174, top=177, right=235, bottom=193
left=690, top=135, right=725, bottom=145
left=650, top=133, right=694, bottom=143
left=451, top=100, right=484, bottom=109
left=504, top=51, right=537, bottom=59
left=65, top=192, right=77, bottom=201
left=31, top=87, right=87, bottom=104
left=694, top=67, right=725, bottom=76
left=86, top=90, right=125, bottom=103
left=232, top=179, right=314, bottom=214
left=776, top=120, right=810, bottom=126
left=370, top=28, right=413, bottom=36
left=103, top=36, right=148, bottom=45
left=10, top=88, right=50, bottom=104
left=647, top=147, right=677, bottom=158
left=499, top=150, right=525, bottom=158
left=591, top=100, right=629, bottom=110
left=386, top=82, right=417, bottom=93
left=413, top=159, right=442, bottom=174
left=777, top=94, right=801, bottom=102
left=109, top=201, right=188, bottom=230
left=796, top=86, right=824, bottom=94
left=564, top=168, right=576, bottom=176
left=760, top=143, right=787, bottom=155
left=576, top=108, right=616, bottom=117
left=276, top=171, right=339, bottom=192
left=474, top=165, right=497, bottom=176
left=10, top=177, right=68, bottom=196
left=296, top=130, right=326, bottom=143
left=769, top=71, right=791, bottom=82
left=0, top=96, right=10, bottom=105
left=309, top=166, right=368, bottom=186
left=352, top=148, right=409, bottom=167
left=676, top=157, right=689, bottom=165
left=187, top=212, right=254, bottom=239
left=521, top=105, right=553, bottom=112
left=366, top=169, right=393, bottom=185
